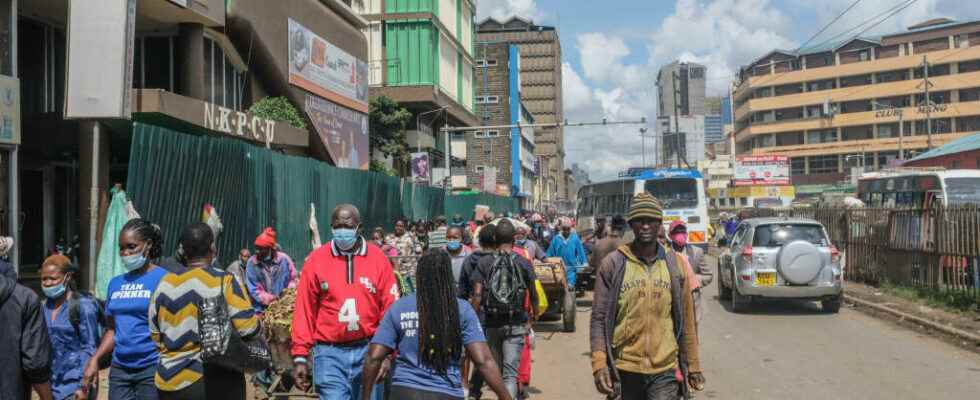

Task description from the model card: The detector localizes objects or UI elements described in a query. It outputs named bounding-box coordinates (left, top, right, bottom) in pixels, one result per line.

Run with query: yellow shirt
left=611, top=248, right=677, bottom=375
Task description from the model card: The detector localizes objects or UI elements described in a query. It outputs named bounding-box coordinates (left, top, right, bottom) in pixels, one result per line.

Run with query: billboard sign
left=288, top=19, right=369, bottom=113
left=734, top=155, right=790, bottom=186
left=305, top=94, right=369, bottom=170
left=0, top=75, right=20, bottom=145
left=411, top=152, right=431, bottom=185
left=65, top=0, right=137, bottom=119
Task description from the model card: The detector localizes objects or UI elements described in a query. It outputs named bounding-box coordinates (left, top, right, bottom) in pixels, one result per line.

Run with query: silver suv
left=718, top=218, right=843, bottom=313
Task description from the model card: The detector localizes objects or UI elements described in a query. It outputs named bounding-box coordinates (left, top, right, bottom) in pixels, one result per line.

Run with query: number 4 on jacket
left=339, top=298, right=360, bottom=332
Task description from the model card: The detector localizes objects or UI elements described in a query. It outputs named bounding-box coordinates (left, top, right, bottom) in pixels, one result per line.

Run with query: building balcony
left=747, top=131, right=971, bottom=158
left=735, top=99, right=980, bottom=142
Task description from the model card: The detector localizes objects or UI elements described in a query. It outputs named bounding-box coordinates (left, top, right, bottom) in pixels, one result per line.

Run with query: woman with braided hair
left=363, top=249, right=513, bottom=400
left=82, top=218, right=167, bottom=400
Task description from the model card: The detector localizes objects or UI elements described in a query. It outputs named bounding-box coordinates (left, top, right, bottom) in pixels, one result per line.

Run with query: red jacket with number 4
left=291, top=239, right=399, bottom=357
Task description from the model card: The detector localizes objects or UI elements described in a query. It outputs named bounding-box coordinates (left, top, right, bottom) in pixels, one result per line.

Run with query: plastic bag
left=535, top=280, right=548, bottom=317
left=95, top=188, right=132, bottom=299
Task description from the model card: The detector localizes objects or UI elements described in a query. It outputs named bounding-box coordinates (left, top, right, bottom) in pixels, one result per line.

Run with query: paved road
left=528, top=255, right=980, bottom=400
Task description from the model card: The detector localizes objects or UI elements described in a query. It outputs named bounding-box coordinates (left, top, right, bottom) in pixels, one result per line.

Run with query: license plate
left=755, top=272, right=776, bottom=287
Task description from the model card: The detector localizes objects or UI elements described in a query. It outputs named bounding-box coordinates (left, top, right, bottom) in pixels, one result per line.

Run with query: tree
left=249, top=96, right=307, bottom=130
left=369, top=96, right=412, bottom=161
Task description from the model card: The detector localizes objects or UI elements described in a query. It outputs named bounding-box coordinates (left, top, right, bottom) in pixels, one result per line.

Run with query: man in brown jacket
left=589, top=193, right=705, bottom=400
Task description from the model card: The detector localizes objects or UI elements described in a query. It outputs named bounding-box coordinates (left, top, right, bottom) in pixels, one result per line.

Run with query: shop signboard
left=65, top=0, right=137, bottom=119
left=202, top=102, right=276, bottom=145
left=411, top=152, right=431, bottom=185
left=0, top=75, right=20, bottom=145
left=288, top=18, right=369, bottom=113
left=305, top=94, right=369, bottom=170
left=734, top=155, right=790, bottom=186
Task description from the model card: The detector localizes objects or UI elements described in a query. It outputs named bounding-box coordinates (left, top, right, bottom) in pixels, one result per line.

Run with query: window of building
left=952, top=160, right=961, bottom=168
left=450, top=132, right=465, bottom=140
left=809, top=155, right=839, bottom=174
left=840, top=74, right=872, bottom=88
left=956, top=116, right=980, bottom=131
left=791, top=157, right=806, bottom=176
left=134, top=36, right=178, bottom=92
left=959, top=88, right=980, bottom=102
left=756, top=134, right=775, bottom=148
left=842, top=125, right=873, bottom=141
left=876, top=69, right=909, bottom=83
left=804, top=52, right=834, bottom=69
left=203, top=35, right=247, bottom=110
left=754, top=87, right=772, bottom=98
left=959, top=60, right=980, bottom=73
left=859, top=49, right=870, bottom=61
left=776, top=132, right=804, bottom=146
left=840, top=100, right=872, bottom=114
left=688, top=67, right=704, bottom=79
left=915, top=91, right=949, bottom=105
left=914, top=119, right=952, bottom=135
left=877, top=123, right=899, bottom=138
left=476, top=95, right=500, bottom=104
left=875, top=95, right=911, bottom=109
left=805, top=105, right=824, bottom=118
left=807, top=129, right=837, bottom=144
left=475, top=130, right=500, bottom=138
left=913, top=63, right=950, bottom=78
left=864, top=153, right=876, bottom=171
left=914, top=37, right=951, bottom=54
left=19, top=18, right=65, bottom=116
left=740, top=198, right=749, bottom=206
left=775, top=107, right=803, bottom=121
left=806, top=79, right=837, bottom=92
left=877, top=151, right=899, bottom=168
left=774, top=83, right=803, bottom=96
left=475, top=59, right=498, bottom=68
left=955, top=34, right=970, bottom=49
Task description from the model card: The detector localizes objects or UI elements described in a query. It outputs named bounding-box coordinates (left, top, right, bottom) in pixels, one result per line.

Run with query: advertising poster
left=734, top=155, right=790, bottom=186
left=65, top=0, right=137, bottom=118
left=288, top=18, right=369, bottom=113
left=411, top=152, right=431, bottom=185
left=0, top=75, right=20, bottom=145
left=305, top=94, right=369, bottom=170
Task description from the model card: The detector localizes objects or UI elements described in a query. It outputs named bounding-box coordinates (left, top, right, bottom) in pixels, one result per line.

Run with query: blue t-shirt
left=371, top=294, right=486, bottom=398
left=105, top=267, right=167, bottom=369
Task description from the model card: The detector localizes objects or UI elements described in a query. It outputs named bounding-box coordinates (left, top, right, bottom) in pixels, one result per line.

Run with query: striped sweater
left=148, top=267, right=259, bottom=391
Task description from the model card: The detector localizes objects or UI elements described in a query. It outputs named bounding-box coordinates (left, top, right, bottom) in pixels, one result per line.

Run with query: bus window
left=643, top=179, right=698, bottom=209
left=883, top=192, right=896, bottom=208
left=944, top=177, right=980, bottom=205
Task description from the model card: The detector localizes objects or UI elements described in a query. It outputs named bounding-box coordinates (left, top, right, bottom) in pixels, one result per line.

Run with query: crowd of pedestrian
left=0, top=198, right=710, bottom=400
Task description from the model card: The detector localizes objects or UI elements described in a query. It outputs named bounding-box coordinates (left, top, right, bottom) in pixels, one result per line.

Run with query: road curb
left=844, top=294, right=980, bottom=345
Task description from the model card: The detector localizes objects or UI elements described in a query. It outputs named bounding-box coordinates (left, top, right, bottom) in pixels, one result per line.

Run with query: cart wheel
left=562, top=290, right=576, bottom=332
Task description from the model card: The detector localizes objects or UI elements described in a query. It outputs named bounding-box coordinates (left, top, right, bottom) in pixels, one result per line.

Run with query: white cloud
left=561, top=62, right=593, bottom=111
left=476, top=0, right=545, bottom=22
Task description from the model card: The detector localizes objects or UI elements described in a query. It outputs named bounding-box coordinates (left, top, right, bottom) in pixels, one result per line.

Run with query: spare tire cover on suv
left=777, top=240, right=823, bottom=284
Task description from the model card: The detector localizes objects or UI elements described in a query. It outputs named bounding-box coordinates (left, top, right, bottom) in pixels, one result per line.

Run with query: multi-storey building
left=10, top=0, right=368, bottom=289
left=466, top=42, right=537, bottom=206
left=476, top=17, right=568, bottom=206
left=352, top=0, right=478, bottom=186
left=657, top=61, right=707, bottom=166
left=733, top=18, right=980, bottom=192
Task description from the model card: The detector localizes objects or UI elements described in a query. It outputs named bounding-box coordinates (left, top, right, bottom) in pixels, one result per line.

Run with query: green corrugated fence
left=126, top=123, right=519, bottom=268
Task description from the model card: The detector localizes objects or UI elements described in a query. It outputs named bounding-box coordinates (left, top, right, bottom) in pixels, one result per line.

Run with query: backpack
left=484, top=252, right=527, bottom=321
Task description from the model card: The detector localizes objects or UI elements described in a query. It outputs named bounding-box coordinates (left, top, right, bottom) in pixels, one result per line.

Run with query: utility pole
left=919, top=55, right=934, bottom=150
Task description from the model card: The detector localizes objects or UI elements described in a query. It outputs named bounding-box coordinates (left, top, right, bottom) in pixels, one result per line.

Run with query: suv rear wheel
left=731, top=271, right=749, bottom=313
left=821, top=296, right=842, bottom=314
left=718, top=262, right=732, bottom=300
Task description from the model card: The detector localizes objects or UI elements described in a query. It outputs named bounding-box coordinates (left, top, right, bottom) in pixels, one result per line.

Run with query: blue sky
left=476, top=0, right=980, bottom=181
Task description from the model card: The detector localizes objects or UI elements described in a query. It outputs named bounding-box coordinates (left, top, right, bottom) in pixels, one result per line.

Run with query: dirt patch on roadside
left=845, top=281, right=980, bottom=353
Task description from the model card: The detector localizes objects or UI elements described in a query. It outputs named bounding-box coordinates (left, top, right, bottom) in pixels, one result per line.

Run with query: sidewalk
left=844, top=281, right=980, bottom=350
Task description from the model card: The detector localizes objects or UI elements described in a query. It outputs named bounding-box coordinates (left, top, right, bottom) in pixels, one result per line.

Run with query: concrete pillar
left=178, top=23, right=206, bottom=101
left=78, top=121, right=110, bottom=292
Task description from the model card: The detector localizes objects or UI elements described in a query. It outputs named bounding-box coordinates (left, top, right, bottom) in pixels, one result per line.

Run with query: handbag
left=199, top=274, right=272, bottom=373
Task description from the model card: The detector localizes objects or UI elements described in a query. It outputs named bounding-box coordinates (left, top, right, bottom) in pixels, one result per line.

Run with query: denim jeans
left=618, top=370, right=680, bottom=400
left=107, top=365, right=158, bottom=400
left=312, top=343, right=383, bottom=400
left=484, top=325, right=527, bottom=398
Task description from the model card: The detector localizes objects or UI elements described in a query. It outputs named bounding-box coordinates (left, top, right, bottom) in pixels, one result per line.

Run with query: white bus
left=857, top=169, right=980, bottom=209
left=576, top=169, right=711, bottom=250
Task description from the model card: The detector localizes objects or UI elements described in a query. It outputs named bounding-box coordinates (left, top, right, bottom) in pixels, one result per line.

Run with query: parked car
left=717, top=217, right=843, bottom=313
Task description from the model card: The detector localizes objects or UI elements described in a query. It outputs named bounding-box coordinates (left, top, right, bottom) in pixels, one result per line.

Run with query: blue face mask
left=43, top=282, right=66, bottom=299
left=333, top=228, right=359, bottom=251
left=121, top=252, right=147, bottom=271
left=446, top=240, right=462, bottom=251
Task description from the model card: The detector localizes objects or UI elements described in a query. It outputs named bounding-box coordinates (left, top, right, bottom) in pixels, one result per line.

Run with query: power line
left=796, top=0, right=865, bottom=52
left=805, top=0, right=917, bottom=53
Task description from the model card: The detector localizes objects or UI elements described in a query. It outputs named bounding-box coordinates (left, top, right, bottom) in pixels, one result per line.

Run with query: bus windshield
left=944, top=177, right=980, bottom=205
left=644, top=178, right=698, bottom=209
